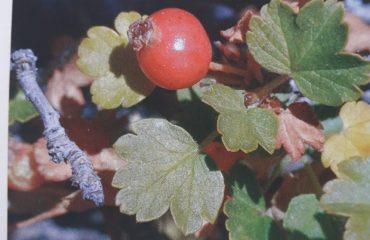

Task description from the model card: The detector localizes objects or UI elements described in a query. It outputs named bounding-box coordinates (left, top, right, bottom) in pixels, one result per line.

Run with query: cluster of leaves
left=77, top=12, right=155, bottom=109
left=9, top=0, right=370, bottom=239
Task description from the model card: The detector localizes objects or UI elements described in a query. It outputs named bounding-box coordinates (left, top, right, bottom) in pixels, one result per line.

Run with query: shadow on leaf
left=175, top=87, right=217, bottom=142
left=109, top=44, right=154, bottom=95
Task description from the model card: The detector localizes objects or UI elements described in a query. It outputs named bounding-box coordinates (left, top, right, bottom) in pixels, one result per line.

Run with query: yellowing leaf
left=112, top=118, right=224, bottom=235
left=202, top=83, right=278, bottom=154
left=77, top=26, right=123, bottom=77
left=77, top=12, right=155, bottom=109
left=114, top=11, right=143, bottom=43
left=322, top=101, right=370, bottom=175
left=340, top=101, right=370, bottom=129
left=247, top=0, right=370, bottom=106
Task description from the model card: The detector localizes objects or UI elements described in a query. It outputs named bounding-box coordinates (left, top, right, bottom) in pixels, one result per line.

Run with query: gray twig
left=11, top=49, right=104, bottom=206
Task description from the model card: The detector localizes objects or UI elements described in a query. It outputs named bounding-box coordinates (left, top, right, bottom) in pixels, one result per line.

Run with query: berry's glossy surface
left=128, top=8, right=212, bottom=90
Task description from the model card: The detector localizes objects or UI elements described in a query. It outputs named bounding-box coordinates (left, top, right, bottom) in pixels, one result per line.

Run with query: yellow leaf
left=77, top=26, right=124, bottom=77
left=340, top=101, right=370, bottom=128
left=77, top=12, right=155, bottom=108
left=322, top=101, right=370, bottom=175
left=114, top=11, right=142, bottom=43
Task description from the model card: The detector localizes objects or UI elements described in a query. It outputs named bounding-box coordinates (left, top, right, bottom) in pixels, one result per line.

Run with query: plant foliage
left=247, top=0, right=370, bottom=106
left=224, top=166, right=283, bottom=240
left=77, top=12, right=155, bottom=109
left=112, top=118, right=224, bottom=235
left=321, top=157, right=370, bottom=240
left=202, top=83, right=278, bottom=154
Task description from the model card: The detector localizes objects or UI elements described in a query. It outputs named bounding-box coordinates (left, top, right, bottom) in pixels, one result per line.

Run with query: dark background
left=9, top=0, right=370, bottom=239
left=11, top=0, right=268, bottom=66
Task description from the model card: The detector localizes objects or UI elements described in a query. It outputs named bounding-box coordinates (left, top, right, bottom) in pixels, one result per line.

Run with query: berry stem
left=255, top=75, right=290, bottom=99
left=209, top=62, right=249, bottom=77
left=11, top=49, right=104, bottom=206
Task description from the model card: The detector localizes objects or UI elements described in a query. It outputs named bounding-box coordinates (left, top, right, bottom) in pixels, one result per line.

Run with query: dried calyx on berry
left=128, top=18, right=153, bottom=51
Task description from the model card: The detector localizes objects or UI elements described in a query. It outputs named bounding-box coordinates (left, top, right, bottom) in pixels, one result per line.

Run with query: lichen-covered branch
left=11, top=49, right=104, bottom=206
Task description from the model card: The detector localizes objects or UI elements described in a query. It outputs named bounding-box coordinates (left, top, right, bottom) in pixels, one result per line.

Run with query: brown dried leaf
left=215, top=41, right=243, bottom=63
left=221, top=11, right=253, bottom=43
left=8, top=183, right=74, bottom=215
left=8, top=138, right=44, bottom=191
left=271, top=162, right=326, bottom=211
left=245, top=51, right=263, bottom=83
left=344, top=12, right=370, bottom=53
left=60, top=116, right=111, bottom=155
left=241, top=151, right=284, bottom=181
left=297, top=0, right=311, bottom=8
left=215, top=9, right=264, bottom=87
left=211, top=43, right=263, bottom=86
left=194, top=222, right=215, bottom=239
left=34, top=138, right=72, bottom=182
left=276, top=109, right=324, bottom=160
left=9, top=190, right=79, bottom=230
left=288, top=102, right=321, bottom=128
left=10, top=171, right=120, bottom=229
left=9, top=144, right=124, bottom=228
left=260, top=96, right=284, bottom=113
left=203, top=141, right=245, bottom=172
left=90, top=148, right=124, bottom=172
left=45, top=54, right=94, bottom=113
left=34, top=138, right=123, bottom=182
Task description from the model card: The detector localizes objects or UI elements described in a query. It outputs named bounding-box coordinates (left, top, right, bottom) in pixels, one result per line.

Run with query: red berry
left=128, top=8, right=212, bottom=90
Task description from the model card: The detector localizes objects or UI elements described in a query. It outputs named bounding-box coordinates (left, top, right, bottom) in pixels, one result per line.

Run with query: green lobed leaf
left=224, top=165, right=283, bottom=240
left=77, top=12, right=155, bottom=109
left=202, top=83, right=278, bottom=154
left=247, top=0, right=370, bottom=106
left=321, top=157, right=370, bottom=240
left=283, top=194, right=342, bottom=240
left=9, top=91, right=38, bottom=125
left=112, top=118, right=224, bottom=235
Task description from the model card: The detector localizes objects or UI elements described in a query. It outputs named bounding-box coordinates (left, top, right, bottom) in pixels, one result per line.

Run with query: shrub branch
left=11, top=49, right=104, bottom=206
